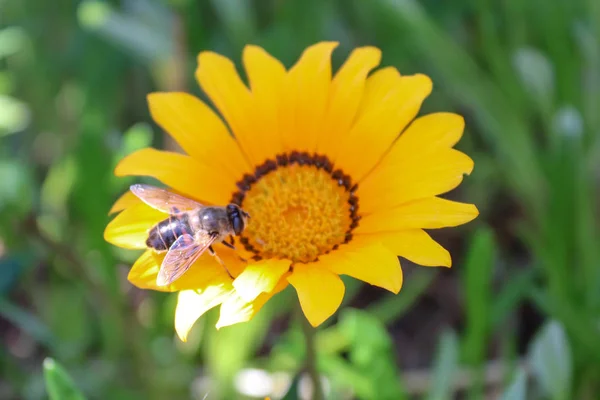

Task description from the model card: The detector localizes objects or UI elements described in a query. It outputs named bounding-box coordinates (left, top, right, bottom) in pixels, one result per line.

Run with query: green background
left=1, top=0, right=599, bottom=399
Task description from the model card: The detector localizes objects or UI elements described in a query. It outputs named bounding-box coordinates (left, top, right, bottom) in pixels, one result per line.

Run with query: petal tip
left=464, top=156, right=475, bottom=175
left=314, top=40, right=340, bottom=48
left=388, top=266, right=403, bottom=294
left=103, top=226, right=113, bottom=243
left=113, top=147, right=162, bottom=178
left=176, top=331, right=189, bottom=343
left=146, top=91, right=162, bottom=104
left=299, top=41, right=340, bottom=63
left=440, top=252, right=452, bottom=268
left=363, top=45, right=382, bottom=57
left=103, top=219, right=124, bottom=247
left=107, top=206, right=119, bottom=216
left=457, top=203, right=480, bottom=226
left=371, top=48, right=383, bottom=65
left=113, top=151, right=141, bottom=177
left=243, top=44, right=265, bottom=56
left=470, top=204, right=480, bottom=218
left=416, top=73, right=434, bottom=94
left=196, top=51, right=232, bottom=68
left=146, top=91, right=184, bottom=111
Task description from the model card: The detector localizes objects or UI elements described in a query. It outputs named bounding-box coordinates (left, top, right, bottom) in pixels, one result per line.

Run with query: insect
left=129, top=184, right=250, bottom=286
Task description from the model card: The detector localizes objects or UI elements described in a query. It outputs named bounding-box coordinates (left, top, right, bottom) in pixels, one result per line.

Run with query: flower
left=104, top=42, right=478, bottom=341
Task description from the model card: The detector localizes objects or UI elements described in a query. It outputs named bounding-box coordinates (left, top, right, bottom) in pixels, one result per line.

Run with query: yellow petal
left=216, top=291, right=261, bottom=329
left=114, top=148, right=234, bottom=205
left=147, top=92, right=251, bottom=179
left=358, top=230, right=451, bottom=267
left=232, top=259, right=291, bottom=302
left=281, top=42, right=338, bottom=152
left=216, top=277, right=289, bottom=329
left=242, top=45, right=287, bottom=164
left=108, top=191, right=139, bottom=215
left=175, top=282, right=234, bottom=342
left=288, top=264, right=345, bottom=327
left=318, top=241, right=402, bottom=294
left=359, top=149, right=474, bottom=213
left=127, top=250, right=166, bottom=290
left=104, top=203, right=164, bottom=249
left=389, top=112, right=466, bottom=160
left=317, top=46, right=382, bottom=158
left=127, top=247, right=242, bottom=292
left=335, top=71, right=433, bottom=181
left=357, top=197, right=479, bottom=232
left=195, top=52, right=260, bottom=165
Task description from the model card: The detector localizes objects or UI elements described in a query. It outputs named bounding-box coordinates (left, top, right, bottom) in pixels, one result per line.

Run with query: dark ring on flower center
left=229, top=151, right=361, bottom=259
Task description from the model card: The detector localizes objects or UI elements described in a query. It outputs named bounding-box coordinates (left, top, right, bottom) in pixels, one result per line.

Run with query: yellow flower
left=104, top=42, right=478, bottom=341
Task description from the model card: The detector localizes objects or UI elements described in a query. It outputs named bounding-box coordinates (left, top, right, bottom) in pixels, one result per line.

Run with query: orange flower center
left=230, top=152, right=360, bottom=263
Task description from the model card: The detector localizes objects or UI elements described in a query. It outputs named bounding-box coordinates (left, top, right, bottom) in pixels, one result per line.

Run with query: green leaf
left=43, top=358, right=86, bottom=400
left=512, top=47, right=555, bottom=114
left=77, top=0, right=172, bottom=62
left=551, top=105, right=584, bottom=140
left=209, top=0, right=257, bottom=51
left=461, top=227, right=496, bottom=397
left=320, top=355, right=374, bottom=399
left=490, top=269, right=536, bottom=329
left=339, top=308, right=391, bottom=352
left=529, top=290, right=600, bottom=362
left=337, top=309, right=406, bottom=400
left=0, top=95, right=30, bottom=136
left=0, top=26, right=27, bottom=59
left=427, top=330, right=459, bottom=400
left=499, top=368, right=528, bottom=400
left=120, top=122, right=154, bottom=157
left=528, top=320, right=572, bottom=400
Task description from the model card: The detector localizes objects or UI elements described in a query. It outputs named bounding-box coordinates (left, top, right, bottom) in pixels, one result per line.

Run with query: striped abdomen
left=146, top=213, right=193, bottom=251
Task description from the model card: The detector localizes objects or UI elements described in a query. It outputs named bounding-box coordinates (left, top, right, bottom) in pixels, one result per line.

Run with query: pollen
left=231, top=152, right=360, bottom=263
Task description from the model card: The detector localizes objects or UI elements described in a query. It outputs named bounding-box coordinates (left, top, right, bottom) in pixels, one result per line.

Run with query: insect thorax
left=196, top=207, right=233, bottom=238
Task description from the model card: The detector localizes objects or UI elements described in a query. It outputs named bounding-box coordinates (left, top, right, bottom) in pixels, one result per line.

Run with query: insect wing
left=130, top=184, right=204, bottom=214
left=156, top=232, right=217, bottom=286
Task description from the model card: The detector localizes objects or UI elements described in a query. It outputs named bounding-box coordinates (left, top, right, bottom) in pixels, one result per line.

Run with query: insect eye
left=233, top=215, right=244, bottom=235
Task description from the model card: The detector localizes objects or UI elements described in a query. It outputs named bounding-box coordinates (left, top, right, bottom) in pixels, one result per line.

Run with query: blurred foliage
left=43, top=358, right=85, bottom=400
left=1, top=0, right=599, bottom=399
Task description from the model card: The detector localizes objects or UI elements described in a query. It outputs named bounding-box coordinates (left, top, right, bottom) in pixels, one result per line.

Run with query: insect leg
left=219, top=241, right=248, bottom=263
left=222, top=241, right=236, bottom=250
left=208, top=246, right=234, bottom=279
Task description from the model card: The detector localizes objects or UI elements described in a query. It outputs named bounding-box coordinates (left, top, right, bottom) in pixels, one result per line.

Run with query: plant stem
left=297, top=303, right=324, bottom=400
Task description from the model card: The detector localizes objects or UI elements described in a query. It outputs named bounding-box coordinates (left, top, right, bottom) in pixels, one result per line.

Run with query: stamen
left=230, top=153, right=360, bottom=263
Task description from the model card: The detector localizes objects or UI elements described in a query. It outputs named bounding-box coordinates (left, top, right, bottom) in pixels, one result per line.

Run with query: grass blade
left=43, top=358, right=86, bottom=400
left=426, top=330, right=459, bottom=400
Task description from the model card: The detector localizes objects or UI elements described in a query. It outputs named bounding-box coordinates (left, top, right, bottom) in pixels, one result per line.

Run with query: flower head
left=104, top=42, right=478, bottom=341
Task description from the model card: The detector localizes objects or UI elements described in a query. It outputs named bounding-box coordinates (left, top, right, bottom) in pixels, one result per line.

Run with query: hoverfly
left=130, top=184, right=250, bottom=286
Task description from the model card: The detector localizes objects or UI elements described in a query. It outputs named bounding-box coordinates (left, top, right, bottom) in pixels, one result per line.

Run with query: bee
left=129, top=184, right=250, bottom=286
